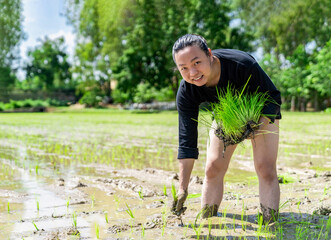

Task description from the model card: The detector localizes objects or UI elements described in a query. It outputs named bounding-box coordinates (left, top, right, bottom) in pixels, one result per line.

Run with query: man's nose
left=189, top=67, right=198, bottom=76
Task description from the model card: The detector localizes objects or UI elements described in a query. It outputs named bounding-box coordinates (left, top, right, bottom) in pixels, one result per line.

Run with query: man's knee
left=205, top=158, right=228, bottom=180
left=255, top=159, right=277, bottom=182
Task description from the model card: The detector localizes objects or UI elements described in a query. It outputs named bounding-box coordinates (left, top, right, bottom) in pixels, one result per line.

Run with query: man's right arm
left=178, top=158, right=195, bottom=193
left=174, top=81, right=200, bottom=213
left=173, top=158, right=195, bottom=214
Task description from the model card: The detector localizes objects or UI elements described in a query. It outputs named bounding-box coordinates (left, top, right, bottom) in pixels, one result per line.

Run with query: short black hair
left=172, top=34, right=209, bottom=63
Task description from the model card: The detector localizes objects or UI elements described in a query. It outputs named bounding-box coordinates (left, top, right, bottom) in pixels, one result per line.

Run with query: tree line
left=0, top=0, right=330, bottom=110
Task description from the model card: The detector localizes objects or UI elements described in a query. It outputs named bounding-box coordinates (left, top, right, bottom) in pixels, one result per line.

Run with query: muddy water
left=0, top=111, right=330, bottom=239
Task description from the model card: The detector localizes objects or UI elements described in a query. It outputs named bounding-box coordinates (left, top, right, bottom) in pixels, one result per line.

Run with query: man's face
left=174, top=45, right=213, bottom=87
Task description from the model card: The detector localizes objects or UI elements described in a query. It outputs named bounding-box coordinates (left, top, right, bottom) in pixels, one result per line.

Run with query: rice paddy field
left=0, top=109, right=330, bottom=239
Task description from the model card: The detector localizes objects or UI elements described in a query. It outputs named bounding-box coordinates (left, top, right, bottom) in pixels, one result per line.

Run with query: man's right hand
left=171, top=189, right=188, bottom=216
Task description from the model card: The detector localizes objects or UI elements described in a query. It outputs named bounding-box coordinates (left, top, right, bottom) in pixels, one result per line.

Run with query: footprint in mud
left=108, top=224, right=129, bottom=234
left=108, top=224, right=137, bottom=234
left=144, top=214, right=163, bottom=229
left=57, top=178, right=65, bottom=186
left=146, top=200, right=165, bottom=209
left=73, top=181, right=87, bottom=188
left=313, top=206, right=331, bottom=216
left=31, top=227, right=80, bottom=240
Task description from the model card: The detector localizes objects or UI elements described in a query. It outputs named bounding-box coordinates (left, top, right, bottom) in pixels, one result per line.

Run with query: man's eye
left=195, top=61, right=201, bottom=65
left=181, top=67, right=187, bottom=71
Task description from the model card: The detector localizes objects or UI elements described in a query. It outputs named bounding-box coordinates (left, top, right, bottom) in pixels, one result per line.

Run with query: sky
left=20, top=0, right=76, bottom=63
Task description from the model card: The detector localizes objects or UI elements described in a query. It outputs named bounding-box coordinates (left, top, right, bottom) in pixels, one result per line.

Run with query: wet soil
left=1, top=163, right=330, bottom=239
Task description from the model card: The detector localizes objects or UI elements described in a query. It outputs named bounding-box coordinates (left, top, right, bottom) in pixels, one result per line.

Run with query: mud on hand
left=171, top=190, right=188, bottom=216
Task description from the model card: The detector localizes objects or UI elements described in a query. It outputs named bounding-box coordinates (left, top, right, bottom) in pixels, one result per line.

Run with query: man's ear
left=208, top=48, right=213, bottom=59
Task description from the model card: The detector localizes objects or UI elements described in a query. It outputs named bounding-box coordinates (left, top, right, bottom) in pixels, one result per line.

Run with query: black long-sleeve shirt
left=176, top=49, right=281, bottom=159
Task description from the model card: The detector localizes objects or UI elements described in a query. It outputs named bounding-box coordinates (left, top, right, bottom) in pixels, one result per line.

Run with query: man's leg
left=251, top=118, right=280, bottom=223
left=201, top=125, right=237, bottom=217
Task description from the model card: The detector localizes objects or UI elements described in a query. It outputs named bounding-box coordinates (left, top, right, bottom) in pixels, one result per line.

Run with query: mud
left=1, top=161, right=330, bottom=239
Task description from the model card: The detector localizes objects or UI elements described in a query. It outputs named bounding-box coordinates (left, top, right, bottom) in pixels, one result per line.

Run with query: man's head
left=172, top=34, right=214, bottom=87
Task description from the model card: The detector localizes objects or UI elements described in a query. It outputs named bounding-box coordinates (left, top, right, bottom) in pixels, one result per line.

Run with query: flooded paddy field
left=0, top=109, right=330, bottom=239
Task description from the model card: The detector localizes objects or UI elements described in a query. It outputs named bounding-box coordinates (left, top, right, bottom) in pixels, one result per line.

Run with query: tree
left=307, top=40, right=331, bottom=110
left=64, top=0, right=128, bottom=102
left=188, top=0, right=253, bottom=51
left=113, top=0, right=254, bottom=101
left=0, top=0, right=24, bottom=96
left=65, top=0, right=255, bottom=103
left=234, top=0, right=331, bottom=56
left=24, top=37, right=73, bottom=91
left=279, top=45, right=312, bottom=111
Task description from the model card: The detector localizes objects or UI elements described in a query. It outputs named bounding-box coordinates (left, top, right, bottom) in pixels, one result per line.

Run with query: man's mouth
left=193, top=75, right=203, bottom=81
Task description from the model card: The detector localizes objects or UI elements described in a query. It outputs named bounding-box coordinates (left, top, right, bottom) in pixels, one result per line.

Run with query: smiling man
left=171, top=34, right=282, bottom=223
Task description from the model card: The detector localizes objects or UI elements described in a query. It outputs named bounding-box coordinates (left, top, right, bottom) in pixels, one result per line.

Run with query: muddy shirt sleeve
left=248, top=63, right=282, bottom=122
left=176, top=82, right=200, bottom=159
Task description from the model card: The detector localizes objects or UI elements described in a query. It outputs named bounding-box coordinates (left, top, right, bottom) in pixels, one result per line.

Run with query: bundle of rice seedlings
left=207, top=76, right=275, bottom=153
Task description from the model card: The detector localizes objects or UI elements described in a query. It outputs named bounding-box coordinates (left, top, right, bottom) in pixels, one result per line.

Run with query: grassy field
left=0, top=109, right=330, bottom=239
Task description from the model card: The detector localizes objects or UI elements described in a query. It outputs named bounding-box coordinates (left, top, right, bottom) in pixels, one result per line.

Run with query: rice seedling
left=295, top=224, right=307, bottom=239
left=187, top=193, right=201, bottom=199
left=256, top=211, right=264, bottom=238
left=104, top=212, right=109, bottom=223
left=91, top=194, right=95, bottom=208
left=35, top=164, right=39, bottom=175
left=163, top=184, right=167, bottom=196
left=325, top=217, right=331, bottom=239
left=317, top=225, right=324, bottom=240
left=232, top=215, right=236, bottom=232
left=141, top=224, right=145, bottom=238
left=113, top=195, right=120, bottom=209
left=304, top=188, right=309, bottom=197
left=171, top=183, right=177, bottom=202
left=198, top=76, right=276, bottom=154
left=36, top=199, right=39, bottom=211
left=207, top=218, right=212, bottom=237
left=32, top=221, right=39, bottom=231
left=183, top=222, right=190, bottom=237
left=138, top=188, right=144, bottom=200
left=125, top=203, right=134, bottom=219
left=95, top=223, right=100, bottom=239
left=161, top=209, right=167, bottom=236
left=7, top=202, right=10, bottom=213
left=241, top=201, right=247, bottom=231
left=277, top=174, right=295, bottom=184
left=72, top=211, right=77, bottom=230
left=191, top=220, right=204, bottom=240
left=218, top=217, right=223, bottom=233
left=66, top=198, right=70, bottom=209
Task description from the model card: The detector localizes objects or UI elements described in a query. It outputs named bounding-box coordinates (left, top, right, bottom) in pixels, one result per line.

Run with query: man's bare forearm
left=178, top=158, right=195, bottom=193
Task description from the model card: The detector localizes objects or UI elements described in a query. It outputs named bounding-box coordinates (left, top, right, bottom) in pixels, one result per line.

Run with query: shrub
left=133, top=83, right=156, bottom=103
left=154, top=86, right=175, bottom=102
left=10, top=100, right=24, bottom=109
left=79, top=91, right=103, bottom=108
left=21, top=99, right=34, bottom=108
left=46, top=99, right=70, bottom=107
left=112, top=89, right=130, bottom=104
left=0, top=102, right=5, bottom=111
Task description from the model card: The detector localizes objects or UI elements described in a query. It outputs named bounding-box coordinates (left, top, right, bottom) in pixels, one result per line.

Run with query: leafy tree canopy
left=234, top=0, right=331, bottom=56
left=24, top=37, right=72, bottom=91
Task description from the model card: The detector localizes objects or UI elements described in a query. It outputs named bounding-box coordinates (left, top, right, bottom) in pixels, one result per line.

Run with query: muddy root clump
left=215, top=120, right=259, bottom=153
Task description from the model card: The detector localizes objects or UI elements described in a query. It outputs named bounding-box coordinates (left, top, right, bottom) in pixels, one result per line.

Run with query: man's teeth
left=193, top=76, right=202, bottom=81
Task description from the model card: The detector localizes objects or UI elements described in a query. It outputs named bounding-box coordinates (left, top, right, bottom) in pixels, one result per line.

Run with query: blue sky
left=20, top=0, right=75, bottom=62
